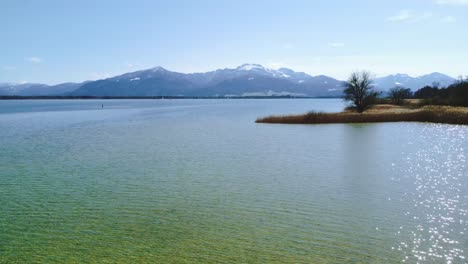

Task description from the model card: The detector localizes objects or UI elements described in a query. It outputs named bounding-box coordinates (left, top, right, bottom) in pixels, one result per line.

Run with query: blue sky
left=1, top=0, right=467, bottom=84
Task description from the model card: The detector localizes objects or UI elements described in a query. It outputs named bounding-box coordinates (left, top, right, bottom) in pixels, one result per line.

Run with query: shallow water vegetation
left=256, top=105, right=468, bottom=125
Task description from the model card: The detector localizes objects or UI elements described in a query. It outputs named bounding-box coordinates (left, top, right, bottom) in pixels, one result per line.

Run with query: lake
left=1, top=99, right=467, bottom=263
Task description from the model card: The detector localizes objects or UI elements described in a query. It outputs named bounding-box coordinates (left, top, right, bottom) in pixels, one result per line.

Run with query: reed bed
left=256, top=106, right=468, bottom=125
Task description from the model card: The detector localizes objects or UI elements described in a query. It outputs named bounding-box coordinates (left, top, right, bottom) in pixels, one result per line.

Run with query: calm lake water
left=1, top=99, right=467, bottom=263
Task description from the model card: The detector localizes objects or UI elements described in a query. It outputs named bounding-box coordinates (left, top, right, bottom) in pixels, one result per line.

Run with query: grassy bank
left=256, top=105, right=468, bottom=125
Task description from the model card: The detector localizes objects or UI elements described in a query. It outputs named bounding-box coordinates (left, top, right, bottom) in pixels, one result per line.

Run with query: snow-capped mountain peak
left=392, top=73, right=411, bottom=78
left=375, top=72, right=456, bottom=90
left=236, top=64, right=265, bottom=71
left=150, top=66, right=167, bottom=72
left=234, top=64, right=293, bottom=79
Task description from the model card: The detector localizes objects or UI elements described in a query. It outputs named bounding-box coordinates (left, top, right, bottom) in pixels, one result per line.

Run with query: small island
left=257, top=71, right=468, bottom=126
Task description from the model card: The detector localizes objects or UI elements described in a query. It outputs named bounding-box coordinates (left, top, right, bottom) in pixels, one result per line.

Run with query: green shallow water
left=0, top=99, right=467, bottom=263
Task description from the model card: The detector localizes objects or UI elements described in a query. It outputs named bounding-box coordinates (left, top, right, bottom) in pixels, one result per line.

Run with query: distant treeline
left=388, top=79, right=468, bottom=107
left=414, top=80, right=468, bottom=106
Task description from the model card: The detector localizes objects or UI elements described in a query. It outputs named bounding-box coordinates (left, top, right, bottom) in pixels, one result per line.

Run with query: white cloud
left=440, top=16, right=457, bottom=23
left=25, top=57, right=42, bottom=63
left=3, top=66, right=16, bottom=70
left=436, top=0, right=468, bottom=5
left=388, top=10, right=411, bottom=21
left=328, top=42, right=345, bottom=48
left=387, top=10, right=433, bottom=23
left=417, top=12, right=434, bottom=22
left=126, top=63, right=135, bottom=68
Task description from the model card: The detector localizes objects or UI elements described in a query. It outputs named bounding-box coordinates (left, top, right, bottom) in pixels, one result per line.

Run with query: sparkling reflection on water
left=392, top=124, right=468, bottom=263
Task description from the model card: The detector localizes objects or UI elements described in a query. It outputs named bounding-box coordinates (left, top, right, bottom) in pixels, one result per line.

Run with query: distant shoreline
left=256, top=105, right=468, bottom=125
left=0, top=96, right=340, bottom=100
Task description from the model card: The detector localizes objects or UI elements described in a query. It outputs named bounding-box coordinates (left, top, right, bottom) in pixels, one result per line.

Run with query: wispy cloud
left=436, top=0, right=468, bottom=5
left=388, top=10, right=411, bottom=21
left=328, top=42, right=345, bottom=48
left=414, top=12, right=434, bottom=22
left=3, top=66, right=16, bottom=70
left=441, top=16, right=457, bottom=23
left=387, top=10, right=434, bottom=23
left=25, top=57, right=43, bottom=63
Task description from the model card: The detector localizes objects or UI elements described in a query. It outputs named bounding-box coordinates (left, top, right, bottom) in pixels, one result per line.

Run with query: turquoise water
left=1, top=99, right=467, bottom=263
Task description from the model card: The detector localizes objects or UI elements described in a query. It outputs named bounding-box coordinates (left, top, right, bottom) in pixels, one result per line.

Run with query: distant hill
left=70, top=64, right=345, bottom=97
left=1, top=65, right=457, bottom=97
left=0, top=82, right=83, bottom=96
left=374, top=72, right=456, bottom=91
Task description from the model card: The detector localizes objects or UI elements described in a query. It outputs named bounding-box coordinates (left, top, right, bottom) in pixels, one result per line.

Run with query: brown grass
left=256, top=105, right=468, bottom=125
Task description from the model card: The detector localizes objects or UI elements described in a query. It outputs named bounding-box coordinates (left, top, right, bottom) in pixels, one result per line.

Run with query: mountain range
left=0, top=64, right=457, bottom=97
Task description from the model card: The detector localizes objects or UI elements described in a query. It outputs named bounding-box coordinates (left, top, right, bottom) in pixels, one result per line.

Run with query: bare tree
left=343, top=71, right=376, bottom=113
